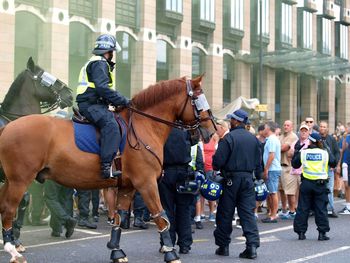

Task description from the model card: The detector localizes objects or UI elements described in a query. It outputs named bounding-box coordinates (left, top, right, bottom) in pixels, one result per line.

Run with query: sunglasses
left=305, top=121, right=314, bottom=123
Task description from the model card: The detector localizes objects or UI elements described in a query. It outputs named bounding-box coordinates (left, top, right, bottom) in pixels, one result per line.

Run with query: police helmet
left=254, top=179, right=268, bottom=201
left=194, top=171, right=206, bottom=186
left=200, top=179, right=223, bottom=201
left=176, top=180, right=200, bottom=195
left=92, top=34, right=121, bottom=55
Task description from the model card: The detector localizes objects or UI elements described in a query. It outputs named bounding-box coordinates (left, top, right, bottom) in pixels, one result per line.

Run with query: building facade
left=1, top=0, right=350, bottom=131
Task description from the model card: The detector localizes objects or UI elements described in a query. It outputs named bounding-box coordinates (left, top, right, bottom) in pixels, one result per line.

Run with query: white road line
left=0, top=230, right=143, bottom=251
left=234, top=235, right=279, bottom=245
left=74, top=229, right=102, bottom=235
left=259, top=225, right=293, bottom=235
left=285, top=246, right=350, bottom=263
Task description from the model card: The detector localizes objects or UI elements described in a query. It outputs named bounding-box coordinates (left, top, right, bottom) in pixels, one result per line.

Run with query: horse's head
left=178, top=75, right=216, bottom=143
left=26, top=57, right=73, bottom=110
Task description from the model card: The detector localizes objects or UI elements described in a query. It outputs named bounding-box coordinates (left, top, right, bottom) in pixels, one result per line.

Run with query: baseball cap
left=299, top=124, right=309, bottom=131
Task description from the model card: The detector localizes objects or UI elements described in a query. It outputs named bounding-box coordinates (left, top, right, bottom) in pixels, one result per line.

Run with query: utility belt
left=163, top=164, right=190, bottom=171
left=223, top=170, right=253, bottom=178
left=301, top=175, right=329, bottom=185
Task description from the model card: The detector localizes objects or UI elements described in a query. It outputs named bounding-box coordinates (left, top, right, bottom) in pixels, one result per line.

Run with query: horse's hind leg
left=107, top=182, right=134, bottom=263
left=0, top=181, right=28, bottom=263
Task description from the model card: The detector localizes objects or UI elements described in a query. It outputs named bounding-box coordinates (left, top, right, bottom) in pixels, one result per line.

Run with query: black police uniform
left=159, top=128, right=195, bottom=253
left=212, top=125, right=261, bottom=252
left=292, top=144, right=336, bottom=239
left=76, top=59, right=129, bottom=172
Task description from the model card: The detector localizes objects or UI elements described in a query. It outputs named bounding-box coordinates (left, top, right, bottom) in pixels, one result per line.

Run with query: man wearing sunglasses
left=305, top=117, right=315, bottom=133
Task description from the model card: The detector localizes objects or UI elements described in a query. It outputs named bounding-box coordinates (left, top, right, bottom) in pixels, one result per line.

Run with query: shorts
left=266, top=170, right=281, bottom=194
left=280, top=166, right=298, bottom=195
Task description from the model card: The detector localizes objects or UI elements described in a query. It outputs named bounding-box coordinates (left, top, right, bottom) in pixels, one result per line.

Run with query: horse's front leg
left=0, top=182, right=28, bottom=263
left=106, top=184, right=134, bottom=263
left=138, top=181, right=181, bottom=263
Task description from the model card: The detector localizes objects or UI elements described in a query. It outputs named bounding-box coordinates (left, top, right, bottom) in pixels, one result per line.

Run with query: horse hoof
left=15, top=244, right=26, bottom=253
left=10, top=256, right=27, bottom=263
left=113, top=257, right=128, bottom=263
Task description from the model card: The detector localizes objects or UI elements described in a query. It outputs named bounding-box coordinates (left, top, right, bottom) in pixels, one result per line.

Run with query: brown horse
left=0, top=75, right=216, bottom=263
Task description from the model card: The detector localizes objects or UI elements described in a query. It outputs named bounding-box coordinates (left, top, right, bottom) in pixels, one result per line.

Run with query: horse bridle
left=127, top=78, right=215, bottom=167
left=128, top=79, right=215, bottom=130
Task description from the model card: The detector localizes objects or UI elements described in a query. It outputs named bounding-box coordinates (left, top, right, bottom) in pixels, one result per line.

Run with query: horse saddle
left=72, top=107, right=127, bottom=155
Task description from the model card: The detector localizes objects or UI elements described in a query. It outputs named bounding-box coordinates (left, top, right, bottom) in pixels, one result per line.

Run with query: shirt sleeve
left=212, top=138, right=231, bottom=171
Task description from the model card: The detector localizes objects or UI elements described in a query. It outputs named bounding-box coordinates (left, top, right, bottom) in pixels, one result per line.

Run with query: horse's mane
left=132, top=78, right=185, bottom=110
left=1, top=71, right=26, bottom=110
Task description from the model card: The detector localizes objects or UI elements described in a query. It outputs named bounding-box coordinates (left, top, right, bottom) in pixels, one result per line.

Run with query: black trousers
left=159, top=167, right=194, bottom=249
left=294, top=178, right=330, bottom=234
left=133, top=191, right=147, bottom=219
left=44, top=181, right=74, bottom=233
left=214, top=173, right=260, bottom=248
left=77, top=189, right=100, bottom=219
left=79, top=103, right=120, bottom=164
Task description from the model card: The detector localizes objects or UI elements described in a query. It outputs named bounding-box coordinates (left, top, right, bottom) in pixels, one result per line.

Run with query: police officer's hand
left=263, top=169, right=268, bottom=181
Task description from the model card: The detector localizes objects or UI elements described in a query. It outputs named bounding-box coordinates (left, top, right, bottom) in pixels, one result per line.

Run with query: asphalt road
left=1, top=199, right=349, bottom=263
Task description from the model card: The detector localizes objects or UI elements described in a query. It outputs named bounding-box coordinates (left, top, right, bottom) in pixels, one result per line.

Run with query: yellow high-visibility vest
left=76, top=55, right=115, bottom=95
left=300, top=148, right=329, bottom=180
left=189, top=145, right=198, bottom=171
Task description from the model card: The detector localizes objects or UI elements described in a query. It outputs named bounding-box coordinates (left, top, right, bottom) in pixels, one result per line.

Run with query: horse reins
left=126, top=79, right=214, bottom=170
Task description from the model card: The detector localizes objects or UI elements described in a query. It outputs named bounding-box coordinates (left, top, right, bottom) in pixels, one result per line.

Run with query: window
left=322, top=18, right=332, bottom=55
left=230, top=0, right=243, bottom=30
left=281, top=3, right=292, bottom=44
left=257, top=0, right=269, bottom=36
left=340, top=24, right=348, bottom=60
left=200, top=0, right=215, bottom=22
left=166, top=0, right=182, bottom=13
left=303, top=11, right=312, bottom=49
left=157, top=40, right=170, bottom=81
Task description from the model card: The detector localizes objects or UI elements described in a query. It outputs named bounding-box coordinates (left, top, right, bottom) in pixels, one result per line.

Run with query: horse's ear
left=192, top=73, right=205, bottom=88
left=27, top=57, right=35, bottom=72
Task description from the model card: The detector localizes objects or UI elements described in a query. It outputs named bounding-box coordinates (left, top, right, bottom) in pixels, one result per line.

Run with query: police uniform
left=292, top=133, right=336, bottom=241
left=159, top=128, right=195, bottom=254
left=76, top=34, right=129, bottom=179
left=212, top=109, right=261, bottom=259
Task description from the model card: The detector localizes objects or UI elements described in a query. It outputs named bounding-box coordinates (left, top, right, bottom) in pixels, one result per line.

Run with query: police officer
left=76, top=34, right=129, bottom=179
left=158, top=128, right=198, bottom=254
left=292, top=132, right=336, bottom=241
left=212, top=109, right=261, bottom=259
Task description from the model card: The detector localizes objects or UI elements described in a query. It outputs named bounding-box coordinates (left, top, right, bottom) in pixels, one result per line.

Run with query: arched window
left=15, top=12, right=43, bottom=76
left=156, top=40, right=170, bottom=81
left=192, top=47, right=205, bottom=78
left=116, top=32, right=134, bottom=97
left=223, top=54, right=234, bottom=105
left=69, top=22, right=93, bottom=99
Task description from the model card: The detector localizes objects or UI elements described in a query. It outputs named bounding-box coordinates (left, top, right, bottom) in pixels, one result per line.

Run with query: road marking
left=259, top=225, right=293, bottom=235
left=193, top=239, right=209, bottom=243
left=74, top=229, right=102, bottom=235
left=0, top=230, right=143, bottom=251
left=285, top=246, right=350, bottom=263
left=234, top=235, right=279, bottom=245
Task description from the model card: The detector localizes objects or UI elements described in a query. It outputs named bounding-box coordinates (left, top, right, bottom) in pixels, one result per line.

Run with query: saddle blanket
left=73, top=117, right=127, bottom=155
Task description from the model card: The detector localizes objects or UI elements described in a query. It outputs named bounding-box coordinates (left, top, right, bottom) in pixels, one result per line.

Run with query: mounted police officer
left=292, top=132, right=336, bottom=241
left=212, top=109, right=261, bottom=259
left=76, top=34, right=130, bottom=179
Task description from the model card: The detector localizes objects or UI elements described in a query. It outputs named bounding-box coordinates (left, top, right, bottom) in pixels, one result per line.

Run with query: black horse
left=0, top=57, right=73, bottom=253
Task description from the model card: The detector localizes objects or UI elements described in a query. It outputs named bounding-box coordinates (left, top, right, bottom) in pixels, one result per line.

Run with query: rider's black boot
left=101, top=163, right=121, bottom=179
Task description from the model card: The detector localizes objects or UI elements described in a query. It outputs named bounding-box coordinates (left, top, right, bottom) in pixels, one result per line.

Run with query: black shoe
left=101, top=163, right=121, bottom=179
left=328, top=210, right=338, bottom=218
left=239, top=246, right=257, bottom=259
left=133, top=217, right=148, bottom=229
left=298, top=232, right=306, bottom=240
left=195, top=221, right=203, bottom=229
left=215, top=246, right=229, bottom=256
left=179, top=247, right=190, bottom=254
left=78, top=219, right=97, bottom=229
left=318, top=232, right=330, bottom=241
left=65, top=217, right=77, bottom=238
left=51, top=231, right=61, bottom=237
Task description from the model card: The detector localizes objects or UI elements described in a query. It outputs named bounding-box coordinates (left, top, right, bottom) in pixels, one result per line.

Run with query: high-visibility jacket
left=300, top=148, right=329, bottom=180
left=76, top=55, right=115, bottom=95
left=189, top=145, right=198, bottom=171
